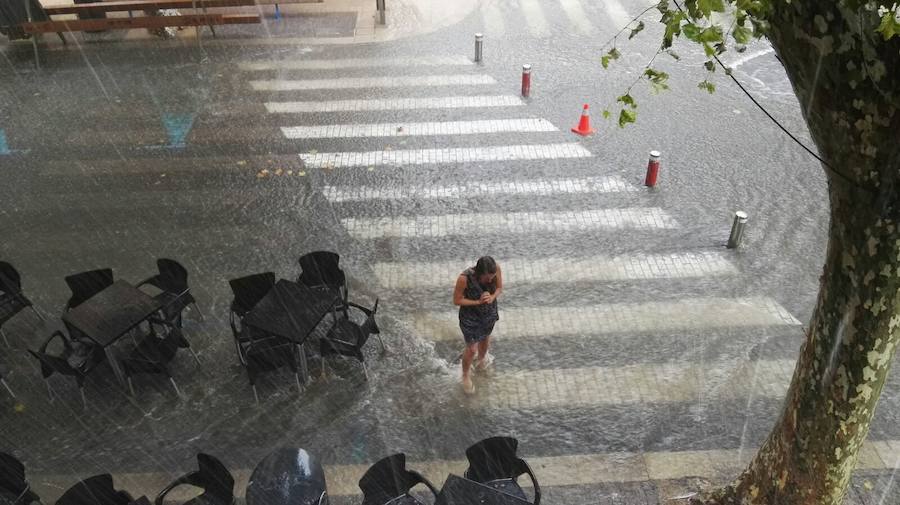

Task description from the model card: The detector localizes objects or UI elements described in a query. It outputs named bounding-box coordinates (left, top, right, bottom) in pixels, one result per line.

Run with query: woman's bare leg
left=476, top=335, right=492, bottom=369
left=462, top=343, right=478, bottom=393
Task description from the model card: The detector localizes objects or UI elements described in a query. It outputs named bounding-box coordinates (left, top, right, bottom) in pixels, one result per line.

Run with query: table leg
left=297, top=343, right=310, bottom=385
left=105, top=347, right=126, bottom=387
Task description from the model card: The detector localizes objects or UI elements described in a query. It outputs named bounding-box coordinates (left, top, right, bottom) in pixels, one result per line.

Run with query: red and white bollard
left=645, top=150, right=661, bottom=187
left=521, top=64, right=532, bottom=98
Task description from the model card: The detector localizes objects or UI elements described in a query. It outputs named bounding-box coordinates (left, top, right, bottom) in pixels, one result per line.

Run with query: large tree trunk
left=695, top=2, right=900, bottom=504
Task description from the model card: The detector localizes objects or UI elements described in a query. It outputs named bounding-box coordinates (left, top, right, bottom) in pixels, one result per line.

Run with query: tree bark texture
left=695, top=1, right=900, bottom=504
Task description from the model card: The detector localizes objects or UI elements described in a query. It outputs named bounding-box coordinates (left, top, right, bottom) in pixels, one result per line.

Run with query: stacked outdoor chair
left=463, top=437, right=541, bottom=504
left=28, top=321, right=107, bottom=409
left=228, top=272, right=301, bottom=402
left=56, top=474, right=134, bottom=505
left=63, top=268, right=114, bottom=312
left=0, top=261, right=44, bottom=348
left=0, top=452, right=40, bottom=505
left=154, top=453, right=235, bottom=505
left=298, top=251, right=348, bottom=317
left=319, top=298, right=382, bottom=381
left=137, top=259, right=203, bottom=328
left=359, top=454, right=438, bottom=505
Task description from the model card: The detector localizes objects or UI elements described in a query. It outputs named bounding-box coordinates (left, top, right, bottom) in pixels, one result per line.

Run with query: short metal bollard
left=521, top=64, right=532, bottom=97
left=645, top=150, right=661, bottom=187
left=727, top=211, right=749, bottom=249
left=474, top=33, right=484, bottom=63
left=376, top=0, right=386, bottom=25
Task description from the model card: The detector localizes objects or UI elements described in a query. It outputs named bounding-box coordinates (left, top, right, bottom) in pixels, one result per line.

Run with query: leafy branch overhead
left=600, top=0, right=900, bottom=127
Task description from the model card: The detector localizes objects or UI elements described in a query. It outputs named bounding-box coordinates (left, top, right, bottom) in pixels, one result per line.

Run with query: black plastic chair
left=64, top=269, right=114, bottom=311
left=138, top=259, right=203, bottom=327
left=463, top=437, right=540, bottom=505
left=319, top=299, right=382, bottom=381
left=297, top=252, right=348, bottom=315
left=154, top=453, right=235, bottom=505
left=230, top=323, right=301, bottom=404
left=228, top=273, right=275, bottom=318
left=359, top=454, right=438, bottom=505
left=0, top=262, right=44, bottom=348
left=0, top=453, right=40, bottom=505
left=56, top=474, right=133, bottom=505
left=122, top=321, right=198, bottom=398
left=28, top=324, right=107, bottom=409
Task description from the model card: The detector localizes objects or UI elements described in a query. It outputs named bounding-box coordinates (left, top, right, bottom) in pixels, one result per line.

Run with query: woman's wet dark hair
left=474, top=256, right=497, bottom=276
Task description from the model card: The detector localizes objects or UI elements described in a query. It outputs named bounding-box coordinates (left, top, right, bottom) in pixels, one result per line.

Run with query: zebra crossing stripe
left=28, top=438, right=899, bottom=500
left=520, top=0, right=551, bottom=37
left=265, top=95, right=524, bottom=113
left=323, top=175, right=637, bottom=202
left=238, top=55, right=473, bottom=71
left=250, top=75, right=496, bottom=91
left=282, top=119, right=557, bottom=139
left=300, top=143, right=592, bottom=169
left=414, top=297, right=801, bottom=342
left=342, top=208, right=678, bottom=239
left=373, top=251, right=737, bottom=289
left=559, top=0, right=596, bottom=34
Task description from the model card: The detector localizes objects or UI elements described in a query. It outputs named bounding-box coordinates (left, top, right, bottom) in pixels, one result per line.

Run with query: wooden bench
left=42, top=0, right=277, bottom=15
left=22, top=13, right=259, bottom=33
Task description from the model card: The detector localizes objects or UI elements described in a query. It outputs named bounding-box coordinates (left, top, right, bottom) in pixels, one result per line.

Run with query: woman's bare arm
left=454, top=275, right=483, bottom=306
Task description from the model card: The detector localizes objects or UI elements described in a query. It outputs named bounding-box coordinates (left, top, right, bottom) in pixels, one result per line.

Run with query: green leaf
left=617, top=93, right=637, bottom=109
left=656, top=0, right=669, bottom=15
left=682, top=23, right=701, bottom=41
left=601, top=47, right=621, bottom=69
left=618, top=108, right=637, bottom=128
left=602, top=110, right=611, bottom=119
left=876, top=11, right=900, bottom=40
left=704, top=60, right=716, bottom=72
left=629, top=21, right=646, bottom=40
left=733, top=25, right=752, bottom=44
left=644, top=68, right=670, bottom=94
left=703, top=42, right=716, bottom=57
left=662, top=12, right=684, bottom=48
left=698, top=26, right=724, bottom=43
left=698, top=80, right=716, bottom=94
left=697, top=0, right=725, bottom=17
left=665, top=49, right=681, bottom=60
left=601, top=56, right=611, bottom=69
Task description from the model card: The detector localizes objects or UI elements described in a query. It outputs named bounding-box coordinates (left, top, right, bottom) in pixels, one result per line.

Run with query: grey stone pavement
left=0, top=0, right=898, bottom=503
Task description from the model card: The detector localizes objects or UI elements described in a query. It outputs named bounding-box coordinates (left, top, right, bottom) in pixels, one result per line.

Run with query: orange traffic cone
left=571, top=104, right=595, bottom=136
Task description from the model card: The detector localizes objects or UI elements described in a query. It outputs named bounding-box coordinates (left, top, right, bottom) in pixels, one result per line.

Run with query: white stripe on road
left=480, top=0, right=506, bottom=35
left=373, top=251, right=737, bottom=289
left=300, top=143, right=592, bottom=168
left=265, top=95, right=524, bottom=113
left=559, top=0, right=595, bottom=34
left=250, top=75, right=496, bottom=91
left=342, top=208, right=678, bottom=239
left=323, top=175, right=637, bottom=202
left=520, top=0, right=551, bottom=37
left=282, top=118, right=557, bottom=139
left=29, top=439, right=900, bottom=500
left=603, top=0, right=632, bottom=28
left=238, top=55, right=473, bottom=71
left=480, top=359, right=795, bottom=410
left=415, top=297, right=801, bottom=341
left=727, top=47, right=776, bottom=69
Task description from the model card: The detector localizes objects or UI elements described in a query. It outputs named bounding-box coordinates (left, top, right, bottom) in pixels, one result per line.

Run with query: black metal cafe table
left=242, top=279, right=340, bottom=384
left=62, top=280, right=163, bottom=385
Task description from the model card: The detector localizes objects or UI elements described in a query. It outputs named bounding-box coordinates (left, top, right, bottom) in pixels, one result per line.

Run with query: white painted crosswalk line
left=414, top=297, right=801, bottom=341
left=300, top=143, right=591, bottom=169
left=603, top=0, right=632, bottom=28
left=238, top=55, right=472, bottom=71
left=283, top=118, right=557, bottom=139
left=480, top=359, right=795, bottom=410
left=373, top=251, right=737, bottom=289
left=30, top=439, right=900, bottom=500
left=250, top=75, right=496, bottom=91
left=480, top=0, right=506, bottom=35
left=520, top=0, right=551, bottom=37
left=558, top=0, right=596, bottom=34
left=323, top=175, right=637, bottom=202
left=343, top=208, right=677, bottom=239
left=265, top=95, right=524, bottom=113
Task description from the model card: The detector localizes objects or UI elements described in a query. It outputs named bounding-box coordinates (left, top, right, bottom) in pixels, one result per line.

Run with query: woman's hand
left=480, top=292, right=493, bottom=304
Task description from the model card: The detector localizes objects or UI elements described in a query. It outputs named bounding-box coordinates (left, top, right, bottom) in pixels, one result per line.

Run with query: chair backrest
left=464, top=437, right=528, bottom=484
left=298, top=252, right=344, bottom=288
left=56, top=474, right=133, bottom=505
left=0, top=453, right=28, bottom=498
left=28, top=349, right=76, bottom=379
left=359, top=454, right=432, bottom=505
left=155, top=259, right=189, bottom=294
left=192, top=454, right=234, bottom=503
left=64, top=269, right=114, bottom=310
left=360, top=299, right=380, bottom=336
left=0, top=262, right=22, bottom=295
left=228, top=273, right=275, bottom=317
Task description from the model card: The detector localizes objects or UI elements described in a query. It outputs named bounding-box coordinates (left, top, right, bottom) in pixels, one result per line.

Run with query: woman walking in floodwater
left=453, top=256, right=502, bottom=394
